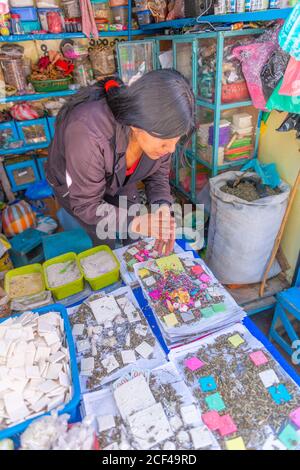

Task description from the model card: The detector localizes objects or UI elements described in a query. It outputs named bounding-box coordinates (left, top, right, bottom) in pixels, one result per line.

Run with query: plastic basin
left=77, top=245, right=120, bottom=291
left=43, top=252, right=84, bottom=300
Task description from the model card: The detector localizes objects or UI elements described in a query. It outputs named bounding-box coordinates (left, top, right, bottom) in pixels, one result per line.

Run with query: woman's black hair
left=56, top=69, right=195, bottom=141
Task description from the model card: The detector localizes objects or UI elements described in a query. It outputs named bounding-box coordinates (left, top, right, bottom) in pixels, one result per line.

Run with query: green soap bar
left=127, top=259, right=137, bottom=267
left=201, top=307, right=215, bottom=318
left=212, top=303, right=227, bottom=313
left=205, top=392, right=226, bottom=412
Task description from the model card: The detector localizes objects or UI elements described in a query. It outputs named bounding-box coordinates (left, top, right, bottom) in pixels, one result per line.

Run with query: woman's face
left=131, top=127, right=180, bottom=160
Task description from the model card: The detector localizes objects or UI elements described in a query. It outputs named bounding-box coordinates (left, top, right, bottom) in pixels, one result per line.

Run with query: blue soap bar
left=268, top=384, right=292, bottom=405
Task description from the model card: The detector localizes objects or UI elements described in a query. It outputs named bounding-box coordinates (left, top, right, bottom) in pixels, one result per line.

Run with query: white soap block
left=121, top=350, right=136, bottom=364
left=180, top=404, right=201, bottom=426
left=190, top=426, right=213, bottom=449
left=259, top=369, right=279, bottom=388
left=135, top=341, right=153, bottom=359
left=97, top=414, right=116, bottom=432
left=232, top=112, right=252, bottom=129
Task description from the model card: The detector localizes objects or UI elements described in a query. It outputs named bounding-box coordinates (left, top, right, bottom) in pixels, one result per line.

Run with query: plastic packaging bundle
left=278, top=3, right=300, bottom=60
left=266, top=78, right=300, bottom=114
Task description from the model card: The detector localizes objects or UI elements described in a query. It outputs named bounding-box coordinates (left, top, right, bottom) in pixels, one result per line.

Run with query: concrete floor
left=251, top=308, right=300, bottom=376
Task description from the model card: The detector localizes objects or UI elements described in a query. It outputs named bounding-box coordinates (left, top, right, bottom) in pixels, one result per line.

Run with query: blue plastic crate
left=16, top=118, right=51, bottom=149
left=0, top=121, right=19, bottom=149
left=0, top=303, right=81, bottom=440
left=36, top=156, right=48, bottom=180
left=47, top=116, right=56, bottom=139
left=5, top=158, right=40, bottom=192
left=10, top=7, right=38, bottom=21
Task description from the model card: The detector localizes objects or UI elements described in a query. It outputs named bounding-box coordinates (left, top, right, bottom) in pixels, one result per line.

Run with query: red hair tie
left=104, top=79, right=120, bottom=93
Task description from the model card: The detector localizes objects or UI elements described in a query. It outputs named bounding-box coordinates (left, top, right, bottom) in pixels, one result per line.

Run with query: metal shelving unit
left=0, top=30, right=145, bottom=42
left=117, top=28, right=266, bottom=203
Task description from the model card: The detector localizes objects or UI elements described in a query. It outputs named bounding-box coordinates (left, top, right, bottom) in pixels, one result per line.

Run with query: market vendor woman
left=47, top=69, right=195, bottom=253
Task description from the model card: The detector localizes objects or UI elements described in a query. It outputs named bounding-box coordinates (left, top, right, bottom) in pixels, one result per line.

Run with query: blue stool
left=9, top=228, right=45, bottom=267
left=42, top=228, right=93, bottom=260
left=269, top=266, right=300, bottom=358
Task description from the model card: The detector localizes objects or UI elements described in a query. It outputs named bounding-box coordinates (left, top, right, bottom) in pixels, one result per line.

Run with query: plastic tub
left=77, top=245, right=120, bottom=291
left=10, top=7, right=38, bottom=21
left=43, top=252, right=84, bottom=300
left=4, top=263, right=45, bottom=298
left=0, top=303, right=80, bottom=440
left=111, top=5, right=128, bottom=26
left=136, top=9, right=153, bottom=25
left=37, top=7, right=63, bottom=31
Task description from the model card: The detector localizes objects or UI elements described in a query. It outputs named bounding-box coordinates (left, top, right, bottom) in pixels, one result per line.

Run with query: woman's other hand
left=131, top=205, right=175, bottom=255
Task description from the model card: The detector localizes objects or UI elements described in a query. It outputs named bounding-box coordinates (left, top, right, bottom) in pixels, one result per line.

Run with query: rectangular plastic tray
left=77, top=245, right=120, bottom=291
left=4, top=263, right=45, bottom=299
left=0, top=303, right=80, bottom=440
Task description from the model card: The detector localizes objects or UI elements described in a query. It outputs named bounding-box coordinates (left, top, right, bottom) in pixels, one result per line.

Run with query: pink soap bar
left=135, top=254, right=144, bottom=262
left=191, top=265, right=204, bottom=275
left=202, top=411, right=221, bottom=431
left=218, top=414, right=238, bottom=437
left=290, top=407, right=300, bottom=428
left=200, top=273, right=211, bottom=283
left=249, top=350, right=268, bottom=366
left=149, top=289, right=162, bottom=300
left=184, top=357, right=205, bottom=371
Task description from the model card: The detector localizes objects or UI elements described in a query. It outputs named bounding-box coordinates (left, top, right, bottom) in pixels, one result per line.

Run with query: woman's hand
left=131, top=205, right=175, bottom=256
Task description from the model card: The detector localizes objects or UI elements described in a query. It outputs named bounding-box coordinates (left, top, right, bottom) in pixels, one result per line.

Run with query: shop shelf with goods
left=138, top=7, right=294, bottom=31
left=116, top=29, right=265, bottom=202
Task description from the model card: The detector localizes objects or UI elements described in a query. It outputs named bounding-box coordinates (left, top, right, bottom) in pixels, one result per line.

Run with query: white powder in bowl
left=46, top=261, right=81, bottom=288
left=80, top=251, right=117, bottom=279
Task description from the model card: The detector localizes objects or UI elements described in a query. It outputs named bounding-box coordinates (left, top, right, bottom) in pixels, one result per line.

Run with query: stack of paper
left=134, top=253, right=245, bottom=347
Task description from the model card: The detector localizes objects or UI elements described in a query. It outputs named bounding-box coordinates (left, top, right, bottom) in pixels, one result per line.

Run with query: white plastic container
left=9, top=0, right=34, bottom=6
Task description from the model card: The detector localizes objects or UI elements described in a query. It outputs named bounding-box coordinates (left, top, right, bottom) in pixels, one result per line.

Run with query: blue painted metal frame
left=139, top=8, right=293, bottom=31
left=0, top=31, right=145, bottom=43
left=36, top=156, right=48, bottom=180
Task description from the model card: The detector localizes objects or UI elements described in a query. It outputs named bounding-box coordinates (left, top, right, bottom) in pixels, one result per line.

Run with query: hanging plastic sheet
left=260, top=48, right=290, bottom=101
left=278, top=3, right=300, bottom=60
left=266, top=78, right=300, bottom=114
left=279, top=56, right=300, bottom=97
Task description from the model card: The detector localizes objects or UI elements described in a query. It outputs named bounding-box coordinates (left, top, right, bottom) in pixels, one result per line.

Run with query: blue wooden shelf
left=0, top=89, right=77, bottom=104
left=140, top=7, right=293, bottom=30
left=0, top=30, right=145, bottom=42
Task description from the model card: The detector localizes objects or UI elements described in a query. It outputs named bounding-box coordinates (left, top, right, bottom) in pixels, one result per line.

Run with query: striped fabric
left=2, top=200, right=36, bottom=237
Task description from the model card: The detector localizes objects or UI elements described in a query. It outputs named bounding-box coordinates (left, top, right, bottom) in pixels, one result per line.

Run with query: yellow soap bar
left=228, top=334, right=244, bottom=348
left=164, top=313, right=179, bottom=327
left=139, top=268, right=151, bottom=279
left=225, top=437, right=246, bottom=450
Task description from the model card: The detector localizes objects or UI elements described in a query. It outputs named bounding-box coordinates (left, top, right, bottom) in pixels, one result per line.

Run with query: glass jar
left=92, top=0, right=110, bottom=22
left=10, top=13, right=25, bottom=35
left=73, top=56, right=94, bottom=87
left=89, top=46, right=116, bottom=79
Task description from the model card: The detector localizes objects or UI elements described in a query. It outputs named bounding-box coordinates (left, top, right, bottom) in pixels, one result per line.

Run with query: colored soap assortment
left=114, top=238, right=184, bottom=287
left=135, top=253, right=244, bottom=346
left=169, top=324, right=300, bottom=450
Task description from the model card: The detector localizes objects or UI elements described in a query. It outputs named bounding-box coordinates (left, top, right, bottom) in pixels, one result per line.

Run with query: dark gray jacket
left=47, top=98, right=173, bottom=230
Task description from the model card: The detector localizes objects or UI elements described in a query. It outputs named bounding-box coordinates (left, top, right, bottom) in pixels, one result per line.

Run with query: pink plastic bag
left=279, top=56, right=300, bottom=97
left=232, top=41, right=276, bottom=110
